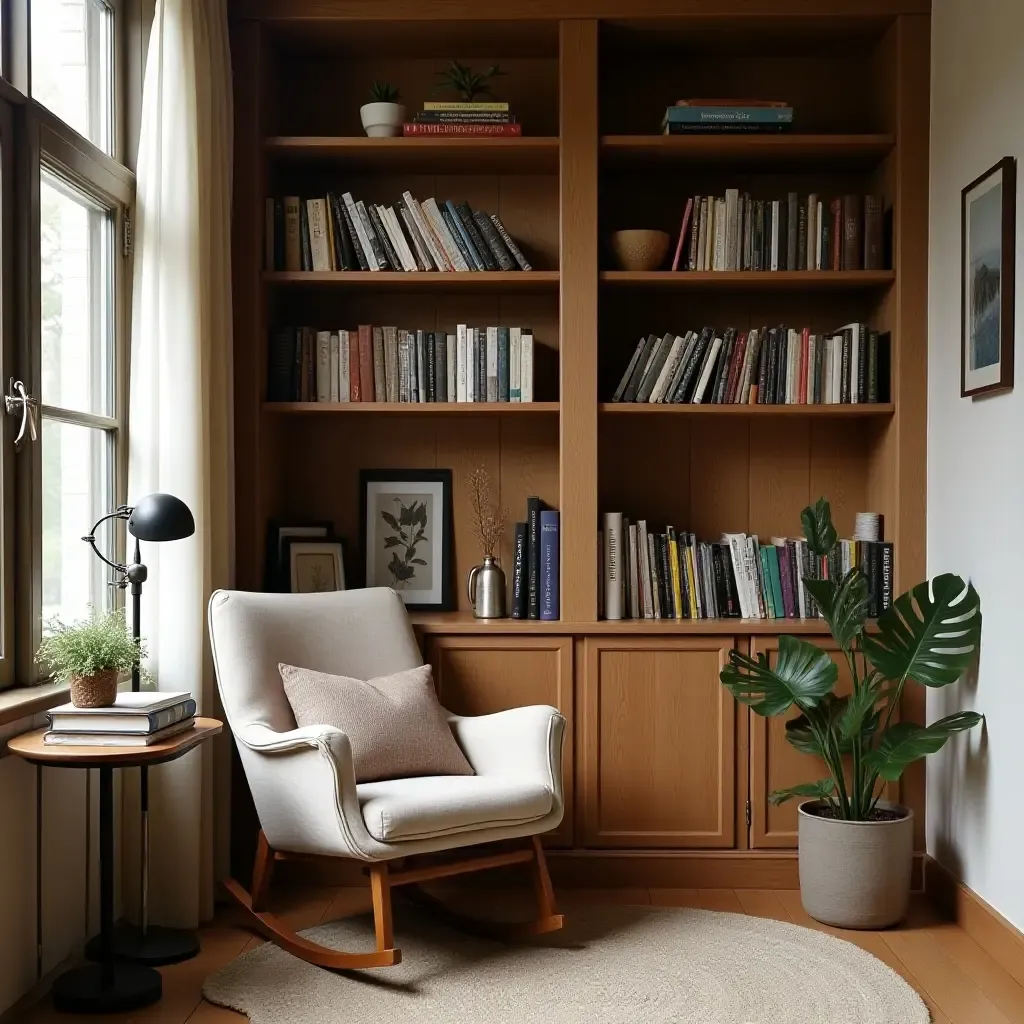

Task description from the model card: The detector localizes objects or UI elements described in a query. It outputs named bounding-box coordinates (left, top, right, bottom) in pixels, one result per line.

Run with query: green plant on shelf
left=369, top=80, right=401, bottom=103
left=434, top=60, right=505, bottom=102
left=718, top=497, right=983, bottom=821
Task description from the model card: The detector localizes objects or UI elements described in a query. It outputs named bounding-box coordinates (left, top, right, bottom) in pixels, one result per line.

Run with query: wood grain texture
left=580, top=638, right=735, bottom=848
left=558, top=19, right=599, bottom=622
left=427, top=634, right=574, bottom=844
left=600, top=270, right=896, bottom=289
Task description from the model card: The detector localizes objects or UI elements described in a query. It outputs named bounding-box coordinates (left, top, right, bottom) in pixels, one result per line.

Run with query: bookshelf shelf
left=599, top=270, right=895, bottom=290
left=600, top=133, right=896, bottom=169
left=599, top=402, right=895, bottom=417
left=264, top=136, right=560, bottom=174
left=263, top=401, right=559, bottom=416
left=262, top=270, right=560, bottom=292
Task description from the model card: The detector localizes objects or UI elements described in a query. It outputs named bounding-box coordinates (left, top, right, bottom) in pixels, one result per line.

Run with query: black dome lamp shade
left=128, top=493, right=195, bottom=543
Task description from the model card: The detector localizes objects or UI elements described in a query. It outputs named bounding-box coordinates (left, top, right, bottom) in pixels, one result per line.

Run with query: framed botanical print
left=360, top=469, right=453, bottom=611
left=286, top=538, right=346, bottom=594
left=962, top=156, right=1016, bottom=397
left=265, top=520, right=332, bottom=591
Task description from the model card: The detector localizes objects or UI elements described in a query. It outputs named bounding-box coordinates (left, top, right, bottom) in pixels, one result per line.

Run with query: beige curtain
left=127, top=0, right=234, bottom=927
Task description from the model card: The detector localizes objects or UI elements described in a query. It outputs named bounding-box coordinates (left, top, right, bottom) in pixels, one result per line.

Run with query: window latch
left=4, top=379, right=38, bottom=451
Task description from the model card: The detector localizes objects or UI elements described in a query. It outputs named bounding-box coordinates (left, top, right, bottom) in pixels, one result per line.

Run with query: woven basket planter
left=70, top=668, right=119, bottom=708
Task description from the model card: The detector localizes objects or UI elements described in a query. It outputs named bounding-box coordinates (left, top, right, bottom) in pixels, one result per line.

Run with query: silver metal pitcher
left=467, top=556, right=507, bottom=618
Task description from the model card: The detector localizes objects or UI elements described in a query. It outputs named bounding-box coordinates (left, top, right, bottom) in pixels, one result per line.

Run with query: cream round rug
left=203, top=904, right=929, bottom=1023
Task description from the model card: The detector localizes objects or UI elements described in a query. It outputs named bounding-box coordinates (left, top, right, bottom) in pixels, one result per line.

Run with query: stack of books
left=662, top=99, right=793, bottom=135
left=44, top=691, right=196, bottom=746
left=265, top=192, right=532, bottom=273
left=611, top=324, right=891, bottom=406
left=670, top=190, right=885, bottom=272
left=404, top=101, right=521, bottom=137
left=511, top=498, right=559, bottom=620
left=268, top=324, right=536, bottom=404
left=599, top=515, right=893, bottom=621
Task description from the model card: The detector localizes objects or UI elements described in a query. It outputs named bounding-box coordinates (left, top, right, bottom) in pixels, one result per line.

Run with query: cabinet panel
left=581, top=638, right=736, bottom=848
left=427, top=635, right=573, bottom=845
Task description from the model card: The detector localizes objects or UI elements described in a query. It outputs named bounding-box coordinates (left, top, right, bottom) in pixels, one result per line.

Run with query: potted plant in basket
left=359, top=81, right=405, bottom=137
left=37, top=608, right=145, bottom=708
left=719, top=497, right=983, bottom=929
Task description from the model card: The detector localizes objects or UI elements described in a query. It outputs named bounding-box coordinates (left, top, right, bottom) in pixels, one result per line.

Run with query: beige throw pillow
left=278, top=663, right=474, bottom=783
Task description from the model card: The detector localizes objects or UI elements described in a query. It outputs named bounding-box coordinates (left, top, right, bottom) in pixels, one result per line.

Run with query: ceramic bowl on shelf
left=610, top=229, right=671, bottom=271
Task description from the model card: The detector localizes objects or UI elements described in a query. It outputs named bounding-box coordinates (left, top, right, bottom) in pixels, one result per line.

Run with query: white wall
left=928, top=0, right=1024, bottom=932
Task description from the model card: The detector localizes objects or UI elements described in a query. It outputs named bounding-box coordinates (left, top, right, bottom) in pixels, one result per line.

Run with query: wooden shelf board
left=600, top=402, right=895, bottom=417
left=600, top=133, right=895, bottom=169
left=600, top=270, right=895, bottom=290
left=263, top=270, right=559, bottom=291
left=263, top=401, right=558, bottom=415
left=410, top=612, right=833, bottom=635
left=265, top=136, right=560, bottom=174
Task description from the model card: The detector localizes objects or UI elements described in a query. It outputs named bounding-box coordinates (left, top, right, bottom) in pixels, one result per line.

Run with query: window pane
left=31, top=0, right=113, bottom=153
left=42, top=419, right=113, bottom=625
left=40, top=171, right=113, bottom=416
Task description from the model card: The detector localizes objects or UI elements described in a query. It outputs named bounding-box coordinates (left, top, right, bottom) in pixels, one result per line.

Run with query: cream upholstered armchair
left=208, top=587, right=566, bottom=970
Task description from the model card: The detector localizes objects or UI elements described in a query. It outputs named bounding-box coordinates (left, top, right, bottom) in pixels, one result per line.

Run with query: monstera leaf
left=862, top=574, right=982, bottom=689
left=800, top=497, right=838, bottom=559
left=768, top=778, right=835, bottom=806
left=786, top=690, right=880, bottom=756
left=838, top=671, right=886, bottom=742
left=802, top=568, right=870, bottom=650
left=863, top=712, right=984, bottom=781
left=720, top=635, right=837, bottom=717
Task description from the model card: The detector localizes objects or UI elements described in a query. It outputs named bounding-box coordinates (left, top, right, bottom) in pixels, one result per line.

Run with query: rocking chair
left=208, top=587, right=566, bottom=969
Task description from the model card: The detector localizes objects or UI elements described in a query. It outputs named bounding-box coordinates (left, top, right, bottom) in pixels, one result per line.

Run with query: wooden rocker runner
left=209, top=587, right=567, bottom=969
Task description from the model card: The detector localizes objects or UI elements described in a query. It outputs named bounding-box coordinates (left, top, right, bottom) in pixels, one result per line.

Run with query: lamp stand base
left=52, top=964, right=161, bottom=1013
left=85, top=922, right=200, bottom=966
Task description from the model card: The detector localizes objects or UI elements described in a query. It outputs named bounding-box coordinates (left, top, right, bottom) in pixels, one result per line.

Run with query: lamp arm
left=81, top=506, right=133, bottom=578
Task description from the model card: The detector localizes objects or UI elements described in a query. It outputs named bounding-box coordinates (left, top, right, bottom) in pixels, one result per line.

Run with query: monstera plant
left=718, top=497, right=983, bottom=927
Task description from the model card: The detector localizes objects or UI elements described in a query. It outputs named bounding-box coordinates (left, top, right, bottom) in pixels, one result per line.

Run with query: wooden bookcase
left=229, top=3, right=930, bottom=886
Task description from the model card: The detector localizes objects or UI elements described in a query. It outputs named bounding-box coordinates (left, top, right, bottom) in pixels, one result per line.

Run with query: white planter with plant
left=37, top=608, right=145, bottom=708
left=719, top=497, right=983, bottom=929
left=360, top=81, right=405, bottom=138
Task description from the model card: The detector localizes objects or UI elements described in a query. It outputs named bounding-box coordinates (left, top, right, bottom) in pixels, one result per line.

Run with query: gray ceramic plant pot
left=798, top=799, right=914, bottom=929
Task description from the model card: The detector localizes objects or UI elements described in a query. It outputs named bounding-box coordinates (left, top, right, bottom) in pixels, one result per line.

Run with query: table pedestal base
left=52, top=964, right=161, bottom=1013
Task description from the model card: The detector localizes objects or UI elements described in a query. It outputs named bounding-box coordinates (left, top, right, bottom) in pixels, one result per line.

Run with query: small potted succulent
left=37, top=608, right=145, bottom=708
left=434, top=60, right=506, bottom=102
left=360, top=81, right=405, bottom=138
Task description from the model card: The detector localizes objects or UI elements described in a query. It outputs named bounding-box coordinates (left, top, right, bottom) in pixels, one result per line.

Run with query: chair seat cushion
left=279, top=663, right=474, bottom=783
left=358, top=775, right=553, bottom=842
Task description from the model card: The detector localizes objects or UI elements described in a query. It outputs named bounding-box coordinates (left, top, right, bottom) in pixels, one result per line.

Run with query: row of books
left=44, top=692, right=196, bottom=746
left=612, top=324, right=891, bottom=406
left=661, top=99, right=794, bottom=136
left=405, top=100, right=522, bottom=137
left=510, top=499, right=560, bottom=620
left=268, top=324, right=537, bottom=405
left=670, top=191, right=885, bottom=272
left=265, top=192, right=532, bottom=274
left=600, top=515, right=894, bottom=621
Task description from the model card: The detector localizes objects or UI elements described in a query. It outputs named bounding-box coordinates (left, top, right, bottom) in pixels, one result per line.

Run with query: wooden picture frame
left=962, top=156, right=1016, bottom=398
left=360, top=469, right=453, bottom=611
left=285, top=538, right=346, bottom=594
left=264, top=521, right=333, bottom=591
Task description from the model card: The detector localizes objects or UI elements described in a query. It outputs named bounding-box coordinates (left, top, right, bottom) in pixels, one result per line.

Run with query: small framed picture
left=962, top=156, right=1016, bottom=398
left=264, top=521, right=333, bottom=591
left=360, top=469, right=453, bottom=611
left=286, top=538, right=346, bottom=594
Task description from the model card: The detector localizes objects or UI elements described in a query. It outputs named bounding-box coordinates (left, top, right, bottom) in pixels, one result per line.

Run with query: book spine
left=415, top=111, right=517, bottom=122
left=340, top=196, right=370, bottom=270
left=440, top=204, right=476, bottom=270
left=456, top=324, right=468, bottom=402
left=348, top=330, right=361, bottom=401
left=371, top=327, right=386, bottom=402
left=423, top=101, right=510, bottom=111
left=369, top=204, right=401, bottom=271
left=399, top=202, right=433, bottom=270
left=490, top=214, right=532, bottom=271
left=402, top=192, right=449, bottom=271
left=283, top=196, right=301, bottom=271
left=510, top=326, right=522, bottom=401
left=457, top=203, right=498, bottom=271
left=841, top=331, right=851, bottom=403
left=511, top=522, right=528, bottom=618
left=329, top=332, right=340, bottom=402
left=383, top=326, right=399, bottom=402
left=497, top=326, right=510, bottom=402
left=486, top=326, right=499, bottom=402
left=879, top=543, right=894, bottom=611
left=414, top=330, right=426, bottom=402
left=423, top=198, right=467, bottom=270
left=446, top=334, right=456, bottom=402
left=299, top=200, right=312, bottom=270
left=403, top=122, right=522, bottom=136
left=664, top=106, right=794, bottom=123
left=672, top=197, right=694, bottom=272
left=520, top=331, right=534, bottom=403
left=426, top=330, right=437, bottom=402
left=602, top=512, right=623, bottom=620
left=473, top=210, right=515, bottom=271
left=842, top=194, right=864, bottom=271
left=437, top=332, right=449, bottom=402
left=864, top=195, right=884, bottom=270
left=305, top=199, right=330, bottom=271
left=475, top=327, right=487, bottom=402
left=267, top=327, right=295, bottom=402
left=527, top=498, right=543, bottom=619
left=445, top=199, right=485, bottom=270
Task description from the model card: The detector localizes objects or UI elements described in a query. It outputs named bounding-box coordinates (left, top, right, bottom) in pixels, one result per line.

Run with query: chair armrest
left=239, top=721, right=351, bottom=756
left=448, top=705, right=564, bottom=786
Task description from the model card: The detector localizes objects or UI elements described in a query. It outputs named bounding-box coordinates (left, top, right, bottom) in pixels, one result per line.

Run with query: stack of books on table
left=662, top=99, right=793, bottom=135
left=404, top=101, right=521, bottom=136
left=44, top=692, right=196, bottom=746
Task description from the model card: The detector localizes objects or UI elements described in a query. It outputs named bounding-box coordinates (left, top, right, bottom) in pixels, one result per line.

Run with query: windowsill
left=0, top=681, right=71, bottom=728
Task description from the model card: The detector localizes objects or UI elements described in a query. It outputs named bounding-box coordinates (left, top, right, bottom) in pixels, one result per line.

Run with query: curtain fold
left=128, top=0, right=234, bottom=927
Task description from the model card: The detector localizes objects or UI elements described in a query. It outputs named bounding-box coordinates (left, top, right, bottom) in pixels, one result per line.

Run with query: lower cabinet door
left=426, top=635, right=574, bottom=846
left=580, top=637, right=736, bottom=849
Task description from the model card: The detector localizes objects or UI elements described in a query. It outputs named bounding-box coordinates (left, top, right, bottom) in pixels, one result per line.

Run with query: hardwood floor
left=14, top=886, right=1024, bottom=1024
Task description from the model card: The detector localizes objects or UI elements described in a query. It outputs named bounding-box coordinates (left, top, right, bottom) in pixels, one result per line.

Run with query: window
left=0, top=1, right=134, bottom=686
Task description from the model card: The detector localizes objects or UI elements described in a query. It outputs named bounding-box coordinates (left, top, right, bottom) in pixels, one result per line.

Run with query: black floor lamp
left=82, top=492, right=198, bottom=966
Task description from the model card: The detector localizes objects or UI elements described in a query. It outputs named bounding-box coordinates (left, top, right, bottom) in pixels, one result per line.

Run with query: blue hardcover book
left=497, top=326, right=510, bottom=402
left=539, top=510, right=560, bottom=621
left=663, top=105, right=794, bottom=124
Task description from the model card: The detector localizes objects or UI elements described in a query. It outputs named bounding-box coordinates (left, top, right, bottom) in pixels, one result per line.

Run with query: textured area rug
left=203, top=904, right=929, bottom=1023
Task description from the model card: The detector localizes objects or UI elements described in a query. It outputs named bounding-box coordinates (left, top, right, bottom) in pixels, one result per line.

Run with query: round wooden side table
left=7, top=718, right=223, bottom=1013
